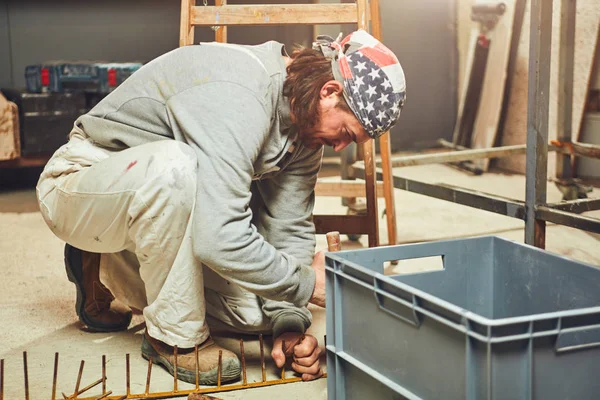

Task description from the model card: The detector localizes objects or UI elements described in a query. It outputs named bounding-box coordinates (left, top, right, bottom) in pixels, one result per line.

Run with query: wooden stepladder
left=179, top=0, right=397, bottom=248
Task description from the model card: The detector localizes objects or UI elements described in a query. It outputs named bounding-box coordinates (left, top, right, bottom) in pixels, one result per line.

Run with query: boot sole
left=64, top=244, right=132, bottom=332
left=141, top=335, right=241, bottom=385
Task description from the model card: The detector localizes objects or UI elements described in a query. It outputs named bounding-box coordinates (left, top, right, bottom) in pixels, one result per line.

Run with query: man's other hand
left=309, top=251, right=326, bottom=308
left=272, top=332, right=323, bottom=381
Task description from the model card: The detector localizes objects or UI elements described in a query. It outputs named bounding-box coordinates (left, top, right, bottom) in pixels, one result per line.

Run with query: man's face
left=300, top=83, right=370, bottom=152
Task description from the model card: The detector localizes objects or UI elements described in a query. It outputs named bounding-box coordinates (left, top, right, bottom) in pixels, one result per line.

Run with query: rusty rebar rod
left=239, top=339, right=247, bottom=386
left=52, top=353, right=59, bottom=400
left=280, top=340, right=286, bottom=380
left=1, top=358, right=4, bottom=400
left=102, top=355, right=106, bottom=395
left=145, top=358, right=153, bottom=395
left=259, top=334, right=265, bottom=382
left=66, top=378, right=103, bottom=400
left=195, top=345, right=199, bottom=390
left=217, top=350, right=222, bottom=388
left=126, top=354, right=130, bottom=396
left=74, top=360, right=85, bottom=395
left=173, top=345, right=178, bottom=392
left=23, top=351, right=29, bottom=400
left=76, top=374, right=329, bottom=399
left=94, top=390, right=112, bottom=399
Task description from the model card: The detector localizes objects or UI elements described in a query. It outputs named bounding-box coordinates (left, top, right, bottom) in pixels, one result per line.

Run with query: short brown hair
left=283, top=48, right=351, bottom=134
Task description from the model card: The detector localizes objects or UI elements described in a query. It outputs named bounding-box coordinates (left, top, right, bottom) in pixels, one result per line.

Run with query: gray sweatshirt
left=75, top=41, right=322, bottom=337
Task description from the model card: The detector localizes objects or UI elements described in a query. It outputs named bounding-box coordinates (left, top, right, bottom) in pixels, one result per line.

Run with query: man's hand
left=309, top=251, right=326, bottom=308
left=271, top=332, right=323, bottom=381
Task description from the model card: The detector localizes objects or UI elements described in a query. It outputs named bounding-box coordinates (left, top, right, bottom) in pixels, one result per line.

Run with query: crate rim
left=326, top=235, right=600, bottom=343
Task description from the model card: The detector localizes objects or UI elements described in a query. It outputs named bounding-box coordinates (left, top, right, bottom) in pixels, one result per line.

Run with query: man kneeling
left=36, top=30, right=406, bottom=384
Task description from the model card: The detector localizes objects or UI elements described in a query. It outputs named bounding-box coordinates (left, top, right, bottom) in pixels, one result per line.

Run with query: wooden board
left=497, top=0, right=600, bottom=174
left=190, top=4, right=359, bottom=26
left=468, top=0, right=517, bottom=170
left=453, top=27, right=479, bottom=145
left=315, top=178, right=385, bottom=197
left=453, top=33, right=490, bottom=147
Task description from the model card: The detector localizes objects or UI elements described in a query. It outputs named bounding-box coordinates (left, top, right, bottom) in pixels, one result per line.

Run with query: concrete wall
left=379, top=0, right=458, bottom=151
left=456, top=0, right=600, bottom=175
left=0, top=0, right=313, bottom=89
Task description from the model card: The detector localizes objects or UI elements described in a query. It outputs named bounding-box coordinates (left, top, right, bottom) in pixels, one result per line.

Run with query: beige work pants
left=37, top=130, right=271, bottom=348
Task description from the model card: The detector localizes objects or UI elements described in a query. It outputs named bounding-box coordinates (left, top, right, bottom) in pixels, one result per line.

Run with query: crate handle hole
left=384, top=255, right=445, bottom=276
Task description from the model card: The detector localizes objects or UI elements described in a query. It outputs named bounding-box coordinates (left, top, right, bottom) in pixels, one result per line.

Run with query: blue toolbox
left=25, top=62, right=143, bottom=94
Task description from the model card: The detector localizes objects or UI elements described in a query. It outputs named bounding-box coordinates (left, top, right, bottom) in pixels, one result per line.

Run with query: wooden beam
left=314, top=215, right=372, bottom=235
left=469, top=1, right=518, bottom=170
left=179, top=0, right=194, bottom=46
left=190, top=4, right=358, bottom=26
left=369, top=0, right=397, bottom=246
left=215, top=0, right=227, bottom=43
left=315, top=180, right=385, bottom=198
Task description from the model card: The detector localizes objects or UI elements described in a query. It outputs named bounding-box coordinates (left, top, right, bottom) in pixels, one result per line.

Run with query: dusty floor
left=1, top=162, right=599, bottom=399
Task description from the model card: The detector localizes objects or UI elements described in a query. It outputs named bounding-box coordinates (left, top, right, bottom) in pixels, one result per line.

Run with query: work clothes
left=36, top=41, right=322, bottom=347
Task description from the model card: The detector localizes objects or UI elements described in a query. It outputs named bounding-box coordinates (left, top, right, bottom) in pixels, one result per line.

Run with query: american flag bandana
left=313, top=30, right=406, bottom=138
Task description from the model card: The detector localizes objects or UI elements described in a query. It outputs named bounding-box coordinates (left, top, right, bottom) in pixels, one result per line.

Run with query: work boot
left=64, top=244, right=132, bottom=332
left=141, top=332, right=241, bottom=385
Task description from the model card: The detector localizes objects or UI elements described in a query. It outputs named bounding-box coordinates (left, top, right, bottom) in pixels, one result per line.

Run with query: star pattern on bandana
left=343, top=52, right=404, bottom=137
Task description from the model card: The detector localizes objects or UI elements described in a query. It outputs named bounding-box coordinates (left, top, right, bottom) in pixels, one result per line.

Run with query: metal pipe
left=537, top=207, right=600, bottom=233
left=384, top=144, right=537, bottom=167
left=525, top=0, right=553, bottom=248
left=547, top=198, right=600, bottom=213
left=556, top=0, right=577, bottom=180
left=554, top=141, right=600, bottom=159
left=357, top=167, right=527, bottom=220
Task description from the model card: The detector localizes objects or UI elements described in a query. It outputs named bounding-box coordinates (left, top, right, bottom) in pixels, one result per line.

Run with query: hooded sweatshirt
left=73, top=41, right=323, bottom=337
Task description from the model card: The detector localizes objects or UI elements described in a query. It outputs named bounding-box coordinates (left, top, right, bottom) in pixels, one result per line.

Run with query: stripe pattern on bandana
left=313, top=30, right=406, bottom=139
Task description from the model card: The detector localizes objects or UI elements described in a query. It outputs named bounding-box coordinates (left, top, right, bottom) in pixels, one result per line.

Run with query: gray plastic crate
left=325, top=236, right=600, bottom=400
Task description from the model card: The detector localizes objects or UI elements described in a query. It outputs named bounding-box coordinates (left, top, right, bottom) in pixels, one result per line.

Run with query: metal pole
left=525, top=0, right=553, bottom=247
left=556, top=0, right=576, bottom=180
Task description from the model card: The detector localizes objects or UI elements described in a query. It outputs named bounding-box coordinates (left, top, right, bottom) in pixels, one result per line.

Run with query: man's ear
left=319, top=80, right=344, bottom=99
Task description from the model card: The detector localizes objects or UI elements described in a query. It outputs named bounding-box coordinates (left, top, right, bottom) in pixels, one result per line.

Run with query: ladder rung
left=191, top=4, right=359, bottom=26
left=314, top=214, right=371, bottom=235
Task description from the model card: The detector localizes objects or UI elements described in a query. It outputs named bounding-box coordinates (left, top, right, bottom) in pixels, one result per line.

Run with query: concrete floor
left=1, top=162, right=599, bottom=399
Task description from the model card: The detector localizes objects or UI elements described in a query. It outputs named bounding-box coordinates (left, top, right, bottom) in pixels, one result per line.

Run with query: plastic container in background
left=578, top=112, right=600, bottom=179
